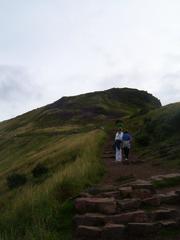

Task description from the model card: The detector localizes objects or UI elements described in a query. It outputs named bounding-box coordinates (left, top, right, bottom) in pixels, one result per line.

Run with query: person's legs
left=116, top=148, right=122, bottom=161
left=126, top=148, right=130, bottom=159
left=124, top=147, right=129, bottom=160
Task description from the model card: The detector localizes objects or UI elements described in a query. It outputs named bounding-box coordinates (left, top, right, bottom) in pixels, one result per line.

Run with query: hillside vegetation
left=131, top=102, right=180, bottom=168
left=0, top=88, right=162, bottom=239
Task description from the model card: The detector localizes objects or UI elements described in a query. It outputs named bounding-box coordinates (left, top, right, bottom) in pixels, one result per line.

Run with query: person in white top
left=114, top=128, right=123, bottom=162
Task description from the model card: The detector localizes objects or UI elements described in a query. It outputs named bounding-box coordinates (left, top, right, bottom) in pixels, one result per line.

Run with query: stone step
left=102, top=223, right=125, bottom=240
left=75, top=197, right=117, bottom=214
left=127, top=220, right=180, bottom=238
left=103, top=151, right=114, bottom=154
left=100, top=191, right=121, bottom=199
left=74, top=213, right=106, bottom=227
left=151, top=209, right=178, bottom=221
left=131, top=180, right=155, bottom=192
left=131, top=188, right=155, bottom=199
left=74, top=208, right=179, bottom=229
left=76, top=225, right=102, bottom=239
left=127, top=222, right=160, bottom=237
left=150, top=173, right=180, bottom=182
left=119, top=186, right=133, bottom=198
left=117, top=198, right=141, bottom=211
left=142, top=195, right=161, bottom=207
left=86, top=185, right=118, bottom=195
left=159, top=220, right=179, bottom=229
left=158, top=191, right=180, bottom=204
left=106, top=210, right=148, bottom=224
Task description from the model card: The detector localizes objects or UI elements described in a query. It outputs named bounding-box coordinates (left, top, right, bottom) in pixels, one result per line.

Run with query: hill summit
left=0, top=88, right=161, bottom=133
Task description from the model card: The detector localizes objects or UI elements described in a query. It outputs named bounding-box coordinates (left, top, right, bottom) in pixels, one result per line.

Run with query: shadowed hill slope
left=131, top=102, right=180, bottom=168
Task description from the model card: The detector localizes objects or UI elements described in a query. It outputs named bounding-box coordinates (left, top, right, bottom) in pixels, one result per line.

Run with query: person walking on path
left=122, top=130, right=132, bottom=161
left=114, top=128, right=123, bottom=162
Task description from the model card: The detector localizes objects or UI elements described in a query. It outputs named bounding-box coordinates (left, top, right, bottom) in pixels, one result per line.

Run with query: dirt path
left=100, top=134, right=176, bottom=186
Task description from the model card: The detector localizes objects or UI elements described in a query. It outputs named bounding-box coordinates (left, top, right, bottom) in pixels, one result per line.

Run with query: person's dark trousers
left=124, top=147, right=129, bottom=159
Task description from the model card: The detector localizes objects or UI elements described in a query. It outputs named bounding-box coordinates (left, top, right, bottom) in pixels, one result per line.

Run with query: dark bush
left=7, top=173, right=27, bottom=189
left=136, top=134, right=150, bottom=146
left=32, top=163, right=48, bottom=178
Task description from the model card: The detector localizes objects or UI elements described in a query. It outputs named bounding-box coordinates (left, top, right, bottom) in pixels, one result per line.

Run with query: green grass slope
left=0, top=88, right=161, bottom=239
left=130, top=102, right=180, bottom=168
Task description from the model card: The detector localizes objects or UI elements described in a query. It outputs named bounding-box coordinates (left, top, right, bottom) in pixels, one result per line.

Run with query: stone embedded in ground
left=159, top=220, right=178, bottom=229
left=119, top=186, right=132, bottom=198
left=74, top=213, right=106, bottom=226
left=118, top=198, right=141, bottom=210
left=106, top=210, right=148, bottom=224
left=150, top=175, right=164, bottom=181
left=102, top=224, right=125, bottom=240
left=162, top=173, right=180, bottom=179
left=79, top=192, right=92, bottom=198
left=100, top=191, right=121, bottom=199
left=131, top=180, right=155, bottom=192
left=151, top=209, right=177, bottom=221
left=143, top=195, right=161, bottom=206
left=87, top=185, right=118, bottom=195
left=131, top=188, right=154, bottom=199
left=175, top=189, right=180, bottom=195
left=75, top=197, right=117, bottom=214
left=76, top=225, right=102, bottom=239
left=158, top=191, right=179, bottom=204
left=127, top=222, right=160, bottom=236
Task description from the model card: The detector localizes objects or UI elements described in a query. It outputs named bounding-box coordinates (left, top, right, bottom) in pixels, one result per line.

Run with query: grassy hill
left=130, top=102, right=180, bottom=169
left=0, top=88, right=161, bottom=240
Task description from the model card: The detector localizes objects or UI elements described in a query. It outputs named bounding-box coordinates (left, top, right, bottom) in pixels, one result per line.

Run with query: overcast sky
left=0, top=0, right=180, bottom=121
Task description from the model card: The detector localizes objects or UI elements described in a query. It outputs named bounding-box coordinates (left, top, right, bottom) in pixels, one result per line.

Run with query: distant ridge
left=0, top=88, right=161, bottom=131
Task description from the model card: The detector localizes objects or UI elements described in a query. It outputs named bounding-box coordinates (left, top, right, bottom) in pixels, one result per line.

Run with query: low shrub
left=32, top=163, right=48, bottom=178
left=7, top=173, right=27, bottom=189
left=136, top=133, right=150, bottom=146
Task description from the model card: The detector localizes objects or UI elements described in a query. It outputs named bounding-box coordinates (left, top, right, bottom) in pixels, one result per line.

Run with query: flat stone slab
left=100, top=191, right=121, bottom=199
left=158, top=191, right=179, bottom=204
left=143, top=195, right=161, bottom=206
left=87, top=186, right=118, bottom=195
left=102, top=224, right=125, bottom=240
left=127, top=222, right=160, bottom=236
left=118, top=198, right=141, bottom=210
left=162, top=173, right=180, bottom=179
left=119, top=186, right=132, bottom=198
left=151, top=173, right=180, bottom=182
left=131, top=180, right=155, bottom=192
left=150, top=175, right=164, bottom=181
left=151, top=209, right=177, bottom=221
left=74, top=213, right=106, bottom=226
left=75, top=197, right=117, bottom=214
left=159, top=220, right=178, bottom=229
left=106, top=210, right=148, bottom=224
left=131, top=188, right=154, bottom=199
left=76, top=225, right=102, bottom=238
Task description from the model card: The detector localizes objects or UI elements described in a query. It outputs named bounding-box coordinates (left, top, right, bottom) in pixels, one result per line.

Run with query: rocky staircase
left=74, top=179, right=180, bottom=239
left=73, top=135, right=180, bottom=239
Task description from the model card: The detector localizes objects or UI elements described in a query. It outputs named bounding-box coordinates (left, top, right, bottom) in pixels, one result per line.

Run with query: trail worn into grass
left=100, top=135, right=178, bottom=186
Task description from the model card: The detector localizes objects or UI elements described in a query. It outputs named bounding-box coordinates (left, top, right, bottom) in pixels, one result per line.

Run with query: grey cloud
left=156, top=72, right=180, bottom=104
left=0, top=65, right=43, bottom=120
left=0, top=65, right=41, bottom=102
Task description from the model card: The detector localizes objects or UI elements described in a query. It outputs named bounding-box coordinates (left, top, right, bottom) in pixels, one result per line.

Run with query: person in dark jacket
left=122, top=130, right=132, bottom=160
